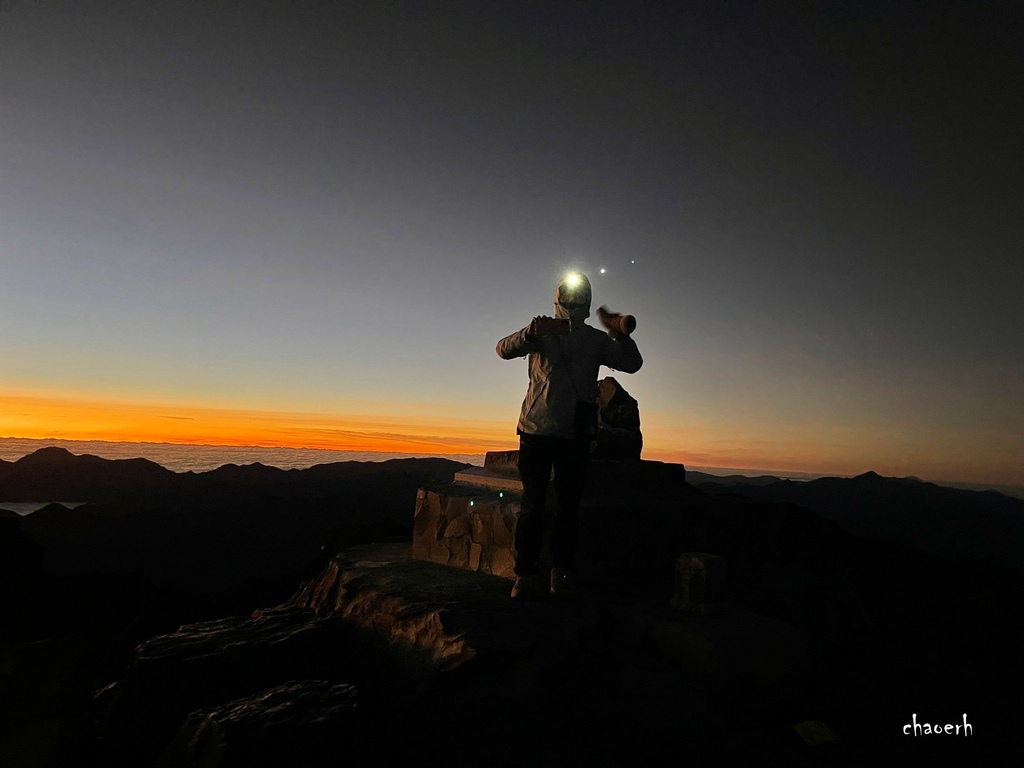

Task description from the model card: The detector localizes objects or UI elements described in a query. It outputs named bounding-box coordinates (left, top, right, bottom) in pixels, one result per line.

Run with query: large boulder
left=593, top=376, right=643, bottom=460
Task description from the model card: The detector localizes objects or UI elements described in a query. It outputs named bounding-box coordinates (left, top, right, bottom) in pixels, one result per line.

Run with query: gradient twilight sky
left=1, top=1, right=1021, bottom=487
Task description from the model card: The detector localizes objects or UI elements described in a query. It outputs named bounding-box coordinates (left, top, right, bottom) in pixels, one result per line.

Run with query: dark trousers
left=514, top=432, right=590, bottom=576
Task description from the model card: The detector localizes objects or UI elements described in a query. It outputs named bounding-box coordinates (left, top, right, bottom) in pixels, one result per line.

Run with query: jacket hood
left=554, top=273, right=591, bottom=322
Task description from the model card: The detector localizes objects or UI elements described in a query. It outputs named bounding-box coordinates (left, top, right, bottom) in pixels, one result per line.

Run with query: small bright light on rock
left=469, top=500, right=474, bottom=506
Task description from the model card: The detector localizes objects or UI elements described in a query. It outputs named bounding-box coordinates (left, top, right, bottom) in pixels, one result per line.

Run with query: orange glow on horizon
left=2, top=390, right=820, bottom=470
left=0, top=391, right=517, bottom=456
left=2, top=390, right=1018, bottom=488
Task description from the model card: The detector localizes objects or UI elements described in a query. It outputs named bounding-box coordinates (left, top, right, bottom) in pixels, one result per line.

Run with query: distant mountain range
left=0, top=447, right=470, bottom=594
left=4, top=448, right=1023, bottom=581
left=0, top=446, right=464, bottom=503
left=687, top=469, right=1024, bottom=499
left=692, top=469, right=1024, bottom=570
left=686, top=470, right=789, bottom=487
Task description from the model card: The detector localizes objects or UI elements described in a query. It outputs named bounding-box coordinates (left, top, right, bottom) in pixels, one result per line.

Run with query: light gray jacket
left=496, top=299, right=643, bottom=439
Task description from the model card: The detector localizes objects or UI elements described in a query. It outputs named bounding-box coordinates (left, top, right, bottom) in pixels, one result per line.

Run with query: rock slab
left=157, top=680, right=358, bottom=768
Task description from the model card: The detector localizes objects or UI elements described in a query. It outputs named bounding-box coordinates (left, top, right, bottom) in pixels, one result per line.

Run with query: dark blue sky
left=1, top=1, right=1021, bottom=485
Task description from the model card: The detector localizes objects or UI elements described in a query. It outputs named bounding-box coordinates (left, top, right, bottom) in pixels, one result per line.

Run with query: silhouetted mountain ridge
left=696, top=469, right=1024, bottom=569
left=2, top=448, right=471, bottom=594
left=0, top=447, right=176, bottom=500
left=0, top=447, right=467, bottom=504
left=685, top=470, right=783, bottom=487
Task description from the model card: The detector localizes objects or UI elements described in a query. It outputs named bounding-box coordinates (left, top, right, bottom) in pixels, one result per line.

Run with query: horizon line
left=3, top=435, right=1023, bottom=499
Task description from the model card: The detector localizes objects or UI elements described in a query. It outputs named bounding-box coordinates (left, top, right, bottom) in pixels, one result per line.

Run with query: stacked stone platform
left=412, top=451, right=695, bottom=590
left=412, top=480, right=520, bottom=578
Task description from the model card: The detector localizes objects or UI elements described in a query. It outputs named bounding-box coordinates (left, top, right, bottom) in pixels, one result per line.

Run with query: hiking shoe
left=550, top=567, right=576, bottom=598
left=510, top=574, right=547, bottom=600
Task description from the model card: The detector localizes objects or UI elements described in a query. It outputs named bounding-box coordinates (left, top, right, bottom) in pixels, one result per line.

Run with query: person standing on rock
left=496, top=272, right=643, bottom=599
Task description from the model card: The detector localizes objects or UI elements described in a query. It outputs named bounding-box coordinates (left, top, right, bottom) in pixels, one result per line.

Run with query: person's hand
left=528, top=316, right=570, bottom=339
left=597, top=306, right=636, bottom=339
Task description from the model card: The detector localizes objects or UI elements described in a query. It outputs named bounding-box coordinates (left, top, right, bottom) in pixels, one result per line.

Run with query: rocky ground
left=2, top=454, right=1022, bottom=766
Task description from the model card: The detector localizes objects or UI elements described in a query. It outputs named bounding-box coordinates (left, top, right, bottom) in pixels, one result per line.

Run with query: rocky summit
left=1, top=447, right=1022, bottom=766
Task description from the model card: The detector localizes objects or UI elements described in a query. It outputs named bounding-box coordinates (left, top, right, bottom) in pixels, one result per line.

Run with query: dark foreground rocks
left=4, top=453, right=1024, bottom=766
left=94, top=544, right=815, bottom=767
left=156, top=681, right=359, bottom=768
left=81, top=527, right=1024, bottom=767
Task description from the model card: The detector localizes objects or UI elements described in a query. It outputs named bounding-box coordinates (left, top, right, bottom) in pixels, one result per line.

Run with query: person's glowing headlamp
left=558, top=272, right=590, bottom=308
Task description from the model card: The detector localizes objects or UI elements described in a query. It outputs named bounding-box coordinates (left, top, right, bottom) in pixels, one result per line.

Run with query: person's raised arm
left=496, top=325, right=533, bottom=359
left=496, top=316, right=568, bottom=358
left=603, top=332, right=643, bottom=373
